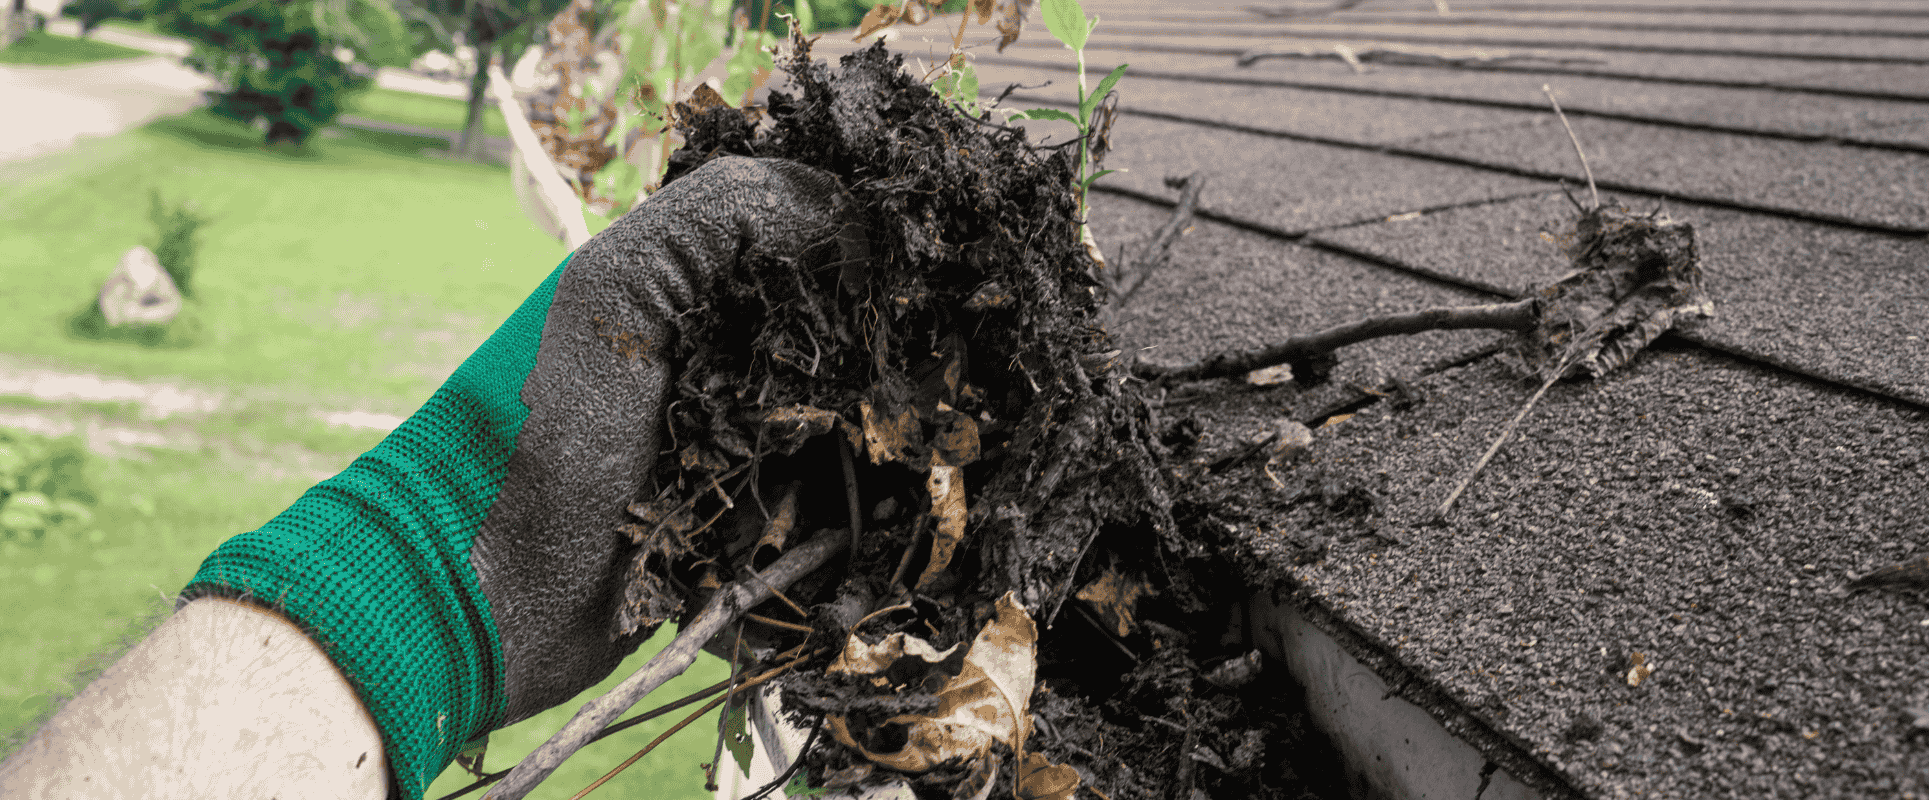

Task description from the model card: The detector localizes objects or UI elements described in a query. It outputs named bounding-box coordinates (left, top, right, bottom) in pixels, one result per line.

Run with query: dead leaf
left=860, top=399, right=921, bottom=465
left=831, top=629, right=961, bottom=677
left=856, top=2, right=902, bottom=40
left=1017, top=751, right=1080, bottom=800
left=1320, top=413, right=1354, bottom=429
left=971, top=0, right=995, bottom=25
left=1245, top=364, right=1293, bottom=385
left=994, top=0, right=1035, bottom=52
left=1627, top=651, right=1655, bottom=687
left=902, top=0, right=931, bottom=26
left=760, top=405, right=842, bottom=455
left=830, top=593, right=1039, bottom=773
left=1075, top=566, right=1156, bottom=637
left=1519, top=207, right=1714, bottom=382
left=751, top=484, right=800, bottom=570
left=931, top=405, right=981, bottom=467
left=916, top=461, right=968, bottom=590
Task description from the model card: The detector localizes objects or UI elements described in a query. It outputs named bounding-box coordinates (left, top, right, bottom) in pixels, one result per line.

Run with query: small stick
left=486, top=531, right=847, bottom=799
left=1110, top=174, right=1205, bottom=311
left=1433, top=371, right=1561, bottom=521
left=569, top=656, right=805, bottom=800
left=1541, top=85, right=1599, bottom=211
left=1134, top=299, right=1537, bottom=385
left=839, top=435, right=863, bottom=563
left=744, top=612, right=813, bottom=632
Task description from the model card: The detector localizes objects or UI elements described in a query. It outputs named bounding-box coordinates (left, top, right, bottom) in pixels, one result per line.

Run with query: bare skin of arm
left=0, top=598, right=387, bottom=800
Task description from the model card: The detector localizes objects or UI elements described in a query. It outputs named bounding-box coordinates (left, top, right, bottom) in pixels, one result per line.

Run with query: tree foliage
left=151, top=0, right=413, bottom=145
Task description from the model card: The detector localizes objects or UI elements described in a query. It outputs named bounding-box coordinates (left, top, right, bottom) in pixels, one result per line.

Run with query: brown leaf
left=829, top=630, right=962, bottom=676
left=971, top=0, right=995, bottom=25
left=856, top=2, right=902, bottom=40
left=1017, top=751, right=1081, bottom=800
left=830, top=593, right=1039, bottom=773
left=916, top=461, right=968, bottom=590
left=760, top=405, right=842, bottom=455
left=930, top=405, right=981, bottom=467
left=860, top=399, right=920, bottom=465
left=903, top=0, right=931, bottom=26
left=751, top=484, right=800, bottom=569
left=994, top=0, right=1035, bottom=52
left=1074, top=565, right=1155, bottom=637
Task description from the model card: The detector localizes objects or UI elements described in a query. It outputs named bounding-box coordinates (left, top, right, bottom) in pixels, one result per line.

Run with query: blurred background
left=0, top=0, right=931, bottom=796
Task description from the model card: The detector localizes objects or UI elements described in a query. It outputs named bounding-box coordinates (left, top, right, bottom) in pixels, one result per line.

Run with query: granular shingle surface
left=815, top=1, right=1929, bottom=796
left=1218, top=349, right=1929, bottom=799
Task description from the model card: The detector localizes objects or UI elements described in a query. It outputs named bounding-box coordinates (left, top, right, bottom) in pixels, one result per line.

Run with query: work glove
left=179, top=157, right=851, bottom=800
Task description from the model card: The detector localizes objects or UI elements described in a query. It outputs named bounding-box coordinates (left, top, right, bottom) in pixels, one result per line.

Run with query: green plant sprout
left=585, top=0, right=781, bottom=224
left=1014, top=0, right=1125, bottom=225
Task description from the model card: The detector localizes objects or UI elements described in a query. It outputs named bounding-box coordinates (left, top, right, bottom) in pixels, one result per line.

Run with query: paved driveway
left=0, top=30, right=214, bottom=164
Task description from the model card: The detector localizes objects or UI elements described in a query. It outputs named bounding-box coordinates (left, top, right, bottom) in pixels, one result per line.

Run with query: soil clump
left=613, top=29, right=1350, bottom=800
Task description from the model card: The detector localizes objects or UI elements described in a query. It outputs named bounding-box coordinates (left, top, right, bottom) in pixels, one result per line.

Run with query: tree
left=59, top=0, right=147, bottom=39
left=393, top=0, right=574, bottom=160
left=150, top=0, right=415, bottom=146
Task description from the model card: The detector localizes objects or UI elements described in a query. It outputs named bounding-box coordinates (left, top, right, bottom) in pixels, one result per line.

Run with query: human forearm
left=0, top=598, right=387, bottom=800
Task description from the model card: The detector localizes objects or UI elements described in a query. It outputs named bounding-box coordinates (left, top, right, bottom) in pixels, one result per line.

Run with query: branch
left=488, top=62, right=593, bottom=250
left=1133, top=299, right=1537, bottom=385
left=483, top=530, right=848, bottom=799
left=1109, top=174, right=1204, bottom=311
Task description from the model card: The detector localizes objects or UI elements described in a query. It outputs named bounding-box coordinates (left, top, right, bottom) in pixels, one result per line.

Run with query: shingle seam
left=984, top=57, right=1929, bottom=155
left=1217, top=16, right=1929, bottom=40
left=1089, top=27, right=1929, bottom=65
left=1456, top=3, right=1929, bottom=19
left=1024, top=95, right=1929, bottom=237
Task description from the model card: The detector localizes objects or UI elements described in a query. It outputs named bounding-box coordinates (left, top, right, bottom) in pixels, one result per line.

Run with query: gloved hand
left=179, top=157, right=851, bottom=800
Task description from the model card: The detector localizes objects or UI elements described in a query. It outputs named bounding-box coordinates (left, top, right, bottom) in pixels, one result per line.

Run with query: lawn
left=0, top=106, right=721, bottom=798
left=0, top=30, right=151, bottom=66
left=343, top=85, right=515, bottom=143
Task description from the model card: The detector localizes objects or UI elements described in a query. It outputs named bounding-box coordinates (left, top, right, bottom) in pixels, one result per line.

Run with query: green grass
left=0, top=102, right=727, bottom=798
left=0, top=30, right=152, bottom=65
left=0, top=106, right=572, bottom=414
left=0, top=437, right=732, bottom=800
left=343, top=85, right=514, bottom=142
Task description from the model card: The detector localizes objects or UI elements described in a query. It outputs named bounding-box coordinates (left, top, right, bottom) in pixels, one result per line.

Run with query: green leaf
left=1079, top=168, right=1120, bottom=193
left=794, top=0, right=814, bottom=35
left=1039, top=0, right=1087, bottom=52
left=1082, top=62, right=1128, bottom=121
left=1011, top=108, right=1078, bottom=125
left=783, top=772, right=830, bottom=797
left=723, top=699, right=754, bottom=778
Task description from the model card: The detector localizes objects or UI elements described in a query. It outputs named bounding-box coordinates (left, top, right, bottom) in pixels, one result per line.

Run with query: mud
left=608, top=27, right=1355, bottom=800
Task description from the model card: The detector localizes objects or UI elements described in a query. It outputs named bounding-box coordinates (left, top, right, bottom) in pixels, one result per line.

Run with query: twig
left=485, top=531, right=848, bottom=799
left=1541, top=85, right=1599, bottom=211
left=1110, top=174, right=1205, bottom=311
left=839, top=435, right=862, bottom=564
left=572, top=655, right=808, bottom=800
left=744, top=612, right=813, bottom=632
left=1433, top=371, right=1561, bottom=521
left=1134, top=299, right=1537, bottom=385
left=704, top=625, right=747, bottom=792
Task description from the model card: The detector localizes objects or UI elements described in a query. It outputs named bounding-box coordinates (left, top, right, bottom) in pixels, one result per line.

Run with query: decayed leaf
left=916, top=461, right=969, bottom=590
left=1074, top=565, right=1155, bottom=637
left=1627, top=651, right=1655, bottom=687
left=995, top=0, right=1037, bottom=52
left=1244, top=364, right=1293, bottom=386
left=1519, top=207, right=1714, bottom=382
left=860, top=399, right=921, bottom=465
left=752, top=484, right=800, bottom=568
left=830, top=593, right=1039, bottom=773
left=1017, top=751, right=1081, bottom=800
left=971, top=0, right=996, bottom=25
left=930, top=405, right=981, bottom=467
left=760, top=405, right=842, bottom=455
left=856, top=2, right=903, bottom=40
left=830, top=631, right=962, bottom=676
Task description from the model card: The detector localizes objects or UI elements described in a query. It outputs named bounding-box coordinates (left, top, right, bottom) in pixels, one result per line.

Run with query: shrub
left=145, top=189, right=210, bottom=298
left=152, top=0, right=378, bottom=146
left=0, top=429, right=97, bottom=544
left=60, top=0, right=147, bottom=38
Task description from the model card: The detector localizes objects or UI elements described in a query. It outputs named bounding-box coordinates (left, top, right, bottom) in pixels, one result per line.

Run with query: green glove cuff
left=179, top=253, right=573, bottom=800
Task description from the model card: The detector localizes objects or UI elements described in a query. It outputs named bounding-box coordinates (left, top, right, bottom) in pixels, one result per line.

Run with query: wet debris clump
left=597, top=28, right=1340, bottom=800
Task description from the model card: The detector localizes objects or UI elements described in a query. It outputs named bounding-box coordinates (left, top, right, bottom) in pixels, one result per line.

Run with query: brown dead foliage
left=592, top=24, right=1356, bottom=800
